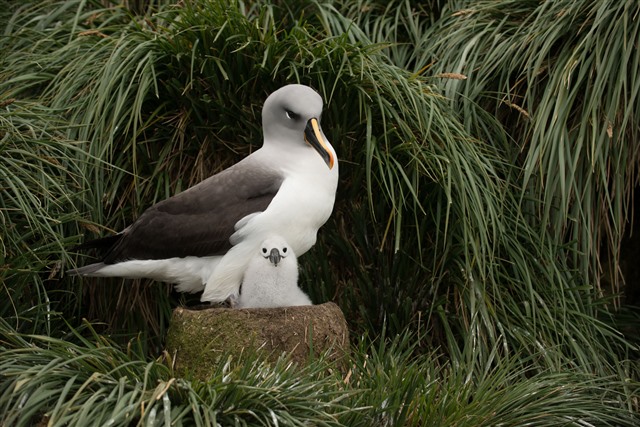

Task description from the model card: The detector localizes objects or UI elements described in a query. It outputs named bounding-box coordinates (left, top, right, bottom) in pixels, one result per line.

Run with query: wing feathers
left=81, top=161, right=283, bottom=263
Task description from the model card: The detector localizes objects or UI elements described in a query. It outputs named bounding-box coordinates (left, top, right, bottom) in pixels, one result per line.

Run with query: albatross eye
left=285, top=109, right=299, bottom=120
left=262, top=248, right=267, bottom=254
left=282, top=247, right=287, bottom=253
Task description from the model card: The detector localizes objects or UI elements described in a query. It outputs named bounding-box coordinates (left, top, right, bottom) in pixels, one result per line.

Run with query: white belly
left=201, top=171, right=337, bottom=302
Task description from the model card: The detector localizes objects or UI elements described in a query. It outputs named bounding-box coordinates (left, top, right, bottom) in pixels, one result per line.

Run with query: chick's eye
left=285, top=109, right=299, bottom=120
left=262, top=248, right=267, bottom=254
left=282, top=247, right=287, bottom=253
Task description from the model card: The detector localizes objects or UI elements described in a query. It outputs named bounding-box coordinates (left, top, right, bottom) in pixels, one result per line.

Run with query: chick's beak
left=268, top=248, right=282, bottom=266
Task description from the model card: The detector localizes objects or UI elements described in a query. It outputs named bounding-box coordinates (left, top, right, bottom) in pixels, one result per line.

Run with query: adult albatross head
left=261, top=84, right=336, bottom=170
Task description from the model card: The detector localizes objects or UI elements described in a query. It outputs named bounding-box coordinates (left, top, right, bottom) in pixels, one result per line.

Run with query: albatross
left=235, top=235, right=312, bottom=309
left=69, top=84, right=338, bottom=302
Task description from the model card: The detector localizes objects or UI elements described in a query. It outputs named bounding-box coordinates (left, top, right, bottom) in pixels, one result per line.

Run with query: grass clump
left=1, top=323, right=637, bottom=426
left=0, top=0, right=638, bottom=424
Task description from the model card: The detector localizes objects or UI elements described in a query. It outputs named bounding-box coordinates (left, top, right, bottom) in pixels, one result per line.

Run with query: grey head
left=261, top=84, right=335, bottom=169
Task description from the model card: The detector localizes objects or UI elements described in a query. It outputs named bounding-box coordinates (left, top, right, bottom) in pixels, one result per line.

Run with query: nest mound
left=166, top=302, right=350, bottom=379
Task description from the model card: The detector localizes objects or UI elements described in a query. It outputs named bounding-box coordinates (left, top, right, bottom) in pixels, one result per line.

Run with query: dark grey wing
left=101, top=163, right=283, bottom=263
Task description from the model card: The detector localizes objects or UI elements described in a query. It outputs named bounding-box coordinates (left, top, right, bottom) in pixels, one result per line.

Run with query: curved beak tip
left=304, top=118, right=335, bottom=169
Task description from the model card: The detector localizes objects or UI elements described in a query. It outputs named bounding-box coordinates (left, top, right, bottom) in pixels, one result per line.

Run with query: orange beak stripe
left=305, top=118, right=335, bottom=169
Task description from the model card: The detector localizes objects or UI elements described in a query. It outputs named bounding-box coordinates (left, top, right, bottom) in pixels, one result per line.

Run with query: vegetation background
left=1, top=0, right=639, bottom=425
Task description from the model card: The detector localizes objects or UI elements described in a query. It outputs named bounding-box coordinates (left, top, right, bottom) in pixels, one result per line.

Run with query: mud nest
left=166, top=302, right=350, bottom=380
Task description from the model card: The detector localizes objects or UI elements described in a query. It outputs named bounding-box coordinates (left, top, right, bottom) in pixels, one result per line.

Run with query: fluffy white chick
left=236, top=235, right=312, bottom=308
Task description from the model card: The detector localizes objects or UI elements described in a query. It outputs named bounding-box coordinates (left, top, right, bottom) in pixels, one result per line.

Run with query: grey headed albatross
left=68, top=84, right=338, bottom=302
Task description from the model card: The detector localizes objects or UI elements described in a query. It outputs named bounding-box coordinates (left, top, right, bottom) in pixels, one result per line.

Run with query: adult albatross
left=68, top=84, right=339, bottom=302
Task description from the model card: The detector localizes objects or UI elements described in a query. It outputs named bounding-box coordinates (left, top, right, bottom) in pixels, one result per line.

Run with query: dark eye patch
left=285, top=109, right=300, bottom=120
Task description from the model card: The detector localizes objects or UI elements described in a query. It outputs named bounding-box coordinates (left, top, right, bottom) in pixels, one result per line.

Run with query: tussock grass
left=0, top=0, right=639, bottom=423
left=1, top=322, right=637, bottom=426
left=420, top=0, right=640, bottom=301
left=0, top=99, right=90, bottom=334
